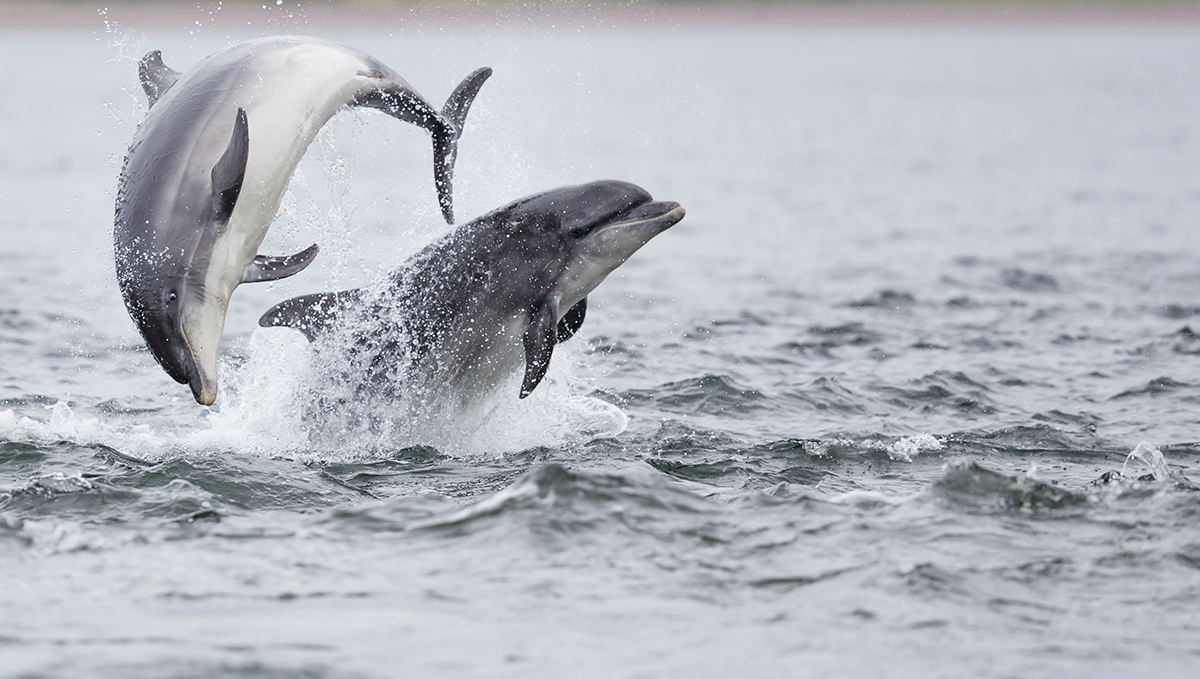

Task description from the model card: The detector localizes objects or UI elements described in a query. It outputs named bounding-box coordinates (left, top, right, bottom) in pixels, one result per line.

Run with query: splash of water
left=211, top=325, right=628, bottom=460
left=1121, top=441, right=1170, bottom=482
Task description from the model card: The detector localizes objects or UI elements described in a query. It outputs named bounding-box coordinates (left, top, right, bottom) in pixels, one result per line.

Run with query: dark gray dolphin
left=114, top=36, right=490, bottom=404
left=259, top=180, right=685, bottom=405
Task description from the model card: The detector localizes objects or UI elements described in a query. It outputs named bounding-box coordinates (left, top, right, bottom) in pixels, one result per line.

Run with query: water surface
left=2, top=20, right=1200, bottom=678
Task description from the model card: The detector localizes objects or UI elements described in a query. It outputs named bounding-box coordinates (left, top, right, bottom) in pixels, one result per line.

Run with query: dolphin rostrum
left=259, top=180, right=685, bottom=410
left=113, top=36, right=491, bottom=405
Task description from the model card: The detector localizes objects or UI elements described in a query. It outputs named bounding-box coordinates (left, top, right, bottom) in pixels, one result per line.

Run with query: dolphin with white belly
left=114, top=36, right=490, bottom=404
left=258, top=180, right=685, bottom=406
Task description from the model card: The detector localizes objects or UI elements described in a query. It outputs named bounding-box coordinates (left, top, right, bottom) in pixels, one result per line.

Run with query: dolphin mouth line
left=606, top=201, right=685, bottom=231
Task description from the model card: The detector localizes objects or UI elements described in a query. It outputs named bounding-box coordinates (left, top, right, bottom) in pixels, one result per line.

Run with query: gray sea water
left=2, top=16, right=1200, bottom=678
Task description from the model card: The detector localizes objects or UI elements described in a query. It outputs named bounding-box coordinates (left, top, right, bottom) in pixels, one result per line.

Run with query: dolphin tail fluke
left=442, top=67, right=493, bottom=130
left=138, top=50, right=180, bottom=107
left=433, top=67, right=493, bottom=224
left=259, top=290, right=362, bottom=342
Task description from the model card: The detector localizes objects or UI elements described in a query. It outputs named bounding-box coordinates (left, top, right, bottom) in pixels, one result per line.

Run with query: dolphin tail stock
left=259, top=290, right=363, bottom=342
left=138, top=50, right=180, bottom=107
left=432, top=67, right=493, bottom=225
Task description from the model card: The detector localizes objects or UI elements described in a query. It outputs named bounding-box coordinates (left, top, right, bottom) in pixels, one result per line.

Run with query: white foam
left=880, top=433, right=945, bottom=462
left=0, top=333, right=628, bottom=464
left=196, top=327, right=627, bottom=461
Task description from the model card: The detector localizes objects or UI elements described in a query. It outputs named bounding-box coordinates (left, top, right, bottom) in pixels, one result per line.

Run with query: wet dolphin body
left=259, top=180, right=685, bottom=407
left=114, top=36, right=491, bottom=404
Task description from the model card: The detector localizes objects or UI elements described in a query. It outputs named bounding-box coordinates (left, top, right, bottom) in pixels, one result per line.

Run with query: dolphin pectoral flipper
left=521, top=299, right=559, bottom=399
left=259, top=290, right=362, bottom=342
left=556, top=298, right=587, bottom=343
left=242, top=244, right=320, bottom=284
left=138, top=50, right=180, bottom=107
left=211, top=108, right=250, bottom=226
left=433, top=67, right=493, bottom=225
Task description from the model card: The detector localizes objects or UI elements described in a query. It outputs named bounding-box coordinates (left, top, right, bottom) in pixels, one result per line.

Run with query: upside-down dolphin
left=259, top=180, right=685, bottom=407
left=113, top=36, right=490, bottom=404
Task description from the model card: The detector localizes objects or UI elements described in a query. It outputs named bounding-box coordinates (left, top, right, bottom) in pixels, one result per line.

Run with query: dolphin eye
left=168, top=291, right=178, bottom=302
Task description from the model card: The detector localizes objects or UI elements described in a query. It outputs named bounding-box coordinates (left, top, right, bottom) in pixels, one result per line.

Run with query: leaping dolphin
left=259, top=180, right=685, bottom=409
left=113, top=36, right=490, bottom=405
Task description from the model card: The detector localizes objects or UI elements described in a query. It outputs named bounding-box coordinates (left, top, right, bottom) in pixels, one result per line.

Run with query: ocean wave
left=931, top=460, right=1088, bottom=516
left=618, top=374, right=767, bottom=417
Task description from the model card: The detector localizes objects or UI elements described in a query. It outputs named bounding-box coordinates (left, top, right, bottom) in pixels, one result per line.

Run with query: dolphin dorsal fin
left=242, top=244, right=320, bottom=284
left=556, top=297, right=587, bottom=343
left=521, top=298, right=559, bottom=398
left=138, top=50, right=181, bottom=107
left=259, top=290, right=362, bottom=342
left=211, top=108, right=249, bottom=226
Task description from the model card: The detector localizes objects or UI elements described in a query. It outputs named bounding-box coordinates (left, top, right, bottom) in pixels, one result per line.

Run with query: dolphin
left=258, top=180, right=685, bottom=407
left=113, top=36, right=491, bottom=405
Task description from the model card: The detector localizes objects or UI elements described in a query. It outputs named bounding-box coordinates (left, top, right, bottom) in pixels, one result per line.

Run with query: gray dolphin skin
left=113, top=36, right=491, bottom=405
left=258, top=180, right=685, bottom=404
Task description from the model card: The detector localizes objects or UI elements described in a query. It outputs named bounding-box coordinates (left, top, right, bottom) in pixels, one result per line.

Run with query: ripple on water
left=781, top=376, right=868, bottom=414
left=325, top=463, right=717, bottom=546
left=1110, top=377, right=1192, bottom=400
left=873, top=370, right=995, bottom=415
left=944, top=424, right=1105, bottom=456
left=777, top=322, right=883, bottom=359
left=931, top=460, right=1089, bottom=517
left=1000, top=268, right=1061, bottom=293
left=844, top=289, right=918, bottom=309
left=618, top=374, right=767, bottom=417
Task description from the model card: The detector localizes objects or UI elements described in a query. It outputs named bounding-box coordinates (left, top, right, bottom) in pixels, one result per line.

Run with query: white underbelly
left=203, top=43, right=380, bottom=297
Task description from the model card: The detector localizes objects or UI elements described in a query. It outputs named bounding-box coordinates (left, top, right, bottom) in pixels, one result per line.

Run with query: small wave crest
left=323, top=463, right=714, bottom=541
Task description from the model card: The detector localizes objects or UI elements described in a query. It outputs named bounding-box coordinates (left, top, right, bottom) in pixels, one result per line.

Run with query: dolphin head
left=114, top=227, right=227, bottom=406
left=495, top=180, right=685, bottom=302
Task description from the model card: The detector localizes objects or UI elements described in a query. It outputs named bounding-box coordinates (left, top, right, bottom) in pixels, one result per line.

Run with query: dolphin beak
left=653, top=203, right=685, bottom=231
left=181, top=311, right=224, bottom=406
left=586, top=201, right=686, bottom=257
left=189, top=370, right=217, bottom=406
left=623, top=201, right=684, bottom=229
